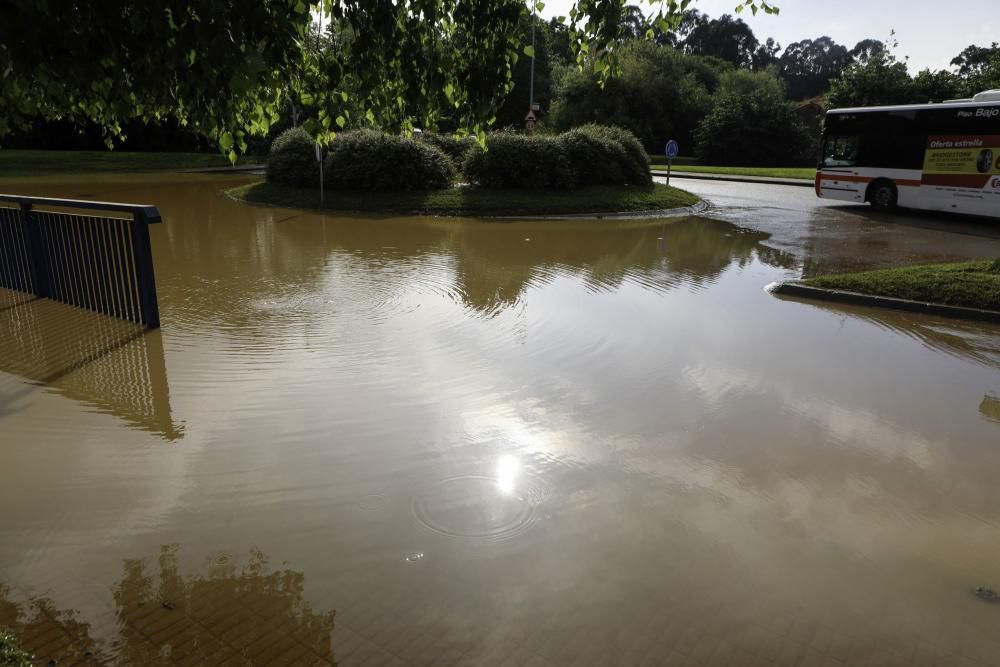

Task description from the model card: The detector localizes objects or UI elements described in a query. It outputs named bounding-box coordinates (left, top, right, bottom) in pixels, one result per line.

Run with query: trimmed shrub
left=462, top=132, right=575, bottom=190
left=324, top=130, right=455, bottom=191
left=267, top=127, right=319, bottom=187
left=559, top=128, right=628, bottom=186
left=462, top=125, right=650, bottom=190
left=416, top=132, right=477, bottom=168
left=572, top=124, right=652, bottom=186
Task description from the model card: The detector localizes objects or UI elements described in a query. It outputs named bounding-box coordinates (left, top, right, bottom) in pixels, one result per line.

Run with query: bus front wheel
left=868, top=180, right=898, bottom=210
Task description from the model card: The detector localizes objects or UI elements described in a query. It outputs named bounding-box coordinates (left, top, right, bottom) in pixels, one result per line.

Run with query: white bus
left=816, top=90, right=1000, bottom=217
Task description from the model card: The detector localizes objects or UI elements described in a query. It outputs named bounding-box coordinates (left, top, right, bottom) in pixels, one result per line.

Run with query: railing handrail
left=0, top=194, right=161, bottom=223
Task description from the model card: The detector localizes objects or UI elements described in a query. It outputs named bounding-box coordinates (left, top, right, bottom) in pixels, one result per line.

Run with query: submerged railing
left=0, top=288, right=182, bottom=440
left=0, top=195, right=162, bottom=327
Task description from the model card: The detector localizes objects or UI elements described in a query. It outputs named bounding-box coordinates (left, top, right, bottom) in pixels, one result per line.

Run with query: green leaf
left=523, top=45, right=535, bottom=58
left=219, top=131, right=234, bottom=150
left=335, top=115, right=346, bottom=128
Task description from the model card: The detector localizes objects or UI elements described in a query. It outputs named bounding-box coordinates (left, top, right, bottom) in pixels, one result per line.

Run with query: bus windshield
left=822, top=135, right=859, bottom=167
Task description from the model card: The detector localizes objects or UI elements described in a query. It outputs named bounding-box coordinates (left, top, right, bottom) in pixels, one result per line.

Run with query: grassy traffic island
left=238, top=124, right=699, bottom=218
left=803, top=260, right=1000, bottom=313
left=228, top=180, right=698, bottom=217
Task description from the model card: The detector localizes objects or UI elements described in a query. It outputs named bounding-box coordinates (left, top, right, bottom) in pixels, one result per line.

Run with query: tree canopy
left=0, top=0, right=778, bottom=154
left=778, top=37, right=851, bottom=100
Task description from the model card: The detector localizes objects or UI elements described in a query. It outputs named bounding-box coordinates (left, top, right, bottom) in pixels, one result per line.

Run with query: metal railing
left=0, top=195, right=162, bottom=327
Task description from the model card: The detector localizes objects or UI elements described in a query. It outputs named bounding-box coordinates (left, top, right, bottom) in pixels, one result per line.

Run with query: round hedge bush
left=462, top=132, right=575, bottom=190
left=324, top=130, right=455, bottom=191
left=559, top=128, right=627, bottom=186
left=416, top=132, right=477, bottom=169
left=267, top=127, right=319, bottom=187
left=569, top=124, right=652, bottom=186
left=461, top=125, right=651, bottom=190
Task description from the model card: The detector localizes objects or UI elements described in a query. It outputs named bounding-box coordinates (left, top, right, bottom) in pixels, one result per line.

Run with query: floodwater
left=1, top=174, right=999, bottom=666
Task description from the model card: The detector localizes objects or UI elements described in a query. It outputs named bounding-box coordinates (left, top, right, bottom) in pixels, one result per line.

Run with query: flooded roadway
left=1, top=174, right=999, bottom=666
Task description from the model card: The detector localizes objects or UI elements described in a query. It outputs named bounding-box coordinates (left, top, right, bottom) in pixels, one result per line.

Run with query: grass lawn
left=805, top=260, right=1000, bottom=311
left=648, top=155, right=700, bottom=167
left=228, top=180, right=700, bottom=217
left=651, top=164, right=815, bottom=180
left=0, top=149, right=255, bottom=175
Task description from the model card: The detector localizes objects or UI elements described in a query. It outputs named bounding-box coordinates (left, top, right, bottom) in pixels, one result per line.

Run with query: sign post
left=315, top=143, right=324, bottom=204
left=524, top=109, right=538, bottom=132
left=665, top=139, right=680, bottom=187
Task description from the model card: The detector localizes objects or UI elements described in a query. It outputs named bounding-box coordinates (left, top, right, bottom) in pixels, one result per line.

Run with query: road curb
left=177, top=164, right=266, bottom=174
left=652, top=171, right=813, bottom=188
left=767, top=282, right=1000, bottom=324
left=487, top=199, right=709, bottom=221
left=227, top=186, right=710, bottom=221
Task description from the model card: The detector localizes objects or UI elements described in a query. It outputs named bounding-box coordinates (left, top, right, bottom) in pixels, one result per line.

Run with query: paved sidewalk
left=652, top=169, right=813, bottom=188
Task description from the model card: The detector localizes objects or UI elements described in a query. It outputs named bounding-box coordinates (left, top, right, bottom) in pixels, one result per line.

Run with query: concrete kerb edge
left=486, top=199, right=709, bottom=221
left=178, top=164, right=267, bottom=174
left=225, top=186, right=710, bottom=221
left=652, top=171, right=814, bottom=188
left=767, top=282, right=1000, bottom=324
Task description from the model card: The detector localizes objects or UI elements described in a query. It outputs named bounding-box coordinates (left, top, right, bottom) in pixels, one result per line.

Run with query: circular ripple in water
left=411, top=475, right=542, bottom=542
left=357, top=493, right=393, bottom=513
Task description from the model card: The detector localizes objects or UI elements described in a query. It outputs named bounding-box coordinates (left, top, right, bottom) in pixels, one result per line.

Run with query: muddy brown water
left=1, top=174, right=999, bottom=666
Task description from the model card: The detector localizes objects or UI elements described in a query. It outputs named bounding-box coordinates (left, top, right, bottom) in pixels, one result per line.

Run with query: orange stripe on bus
left=817, top=174, right=922, bottom=188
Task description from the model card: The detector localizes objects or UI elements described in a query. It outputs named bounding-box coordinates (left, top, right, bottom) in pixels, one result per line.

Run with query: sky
left=537, top=0, right=1000, bottom=73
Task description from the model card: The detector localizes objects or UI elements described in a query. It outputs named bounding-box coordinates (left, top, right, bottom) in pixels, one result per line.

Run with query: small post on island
left=665, top=139, right=679, bottom=187
left=315, top=142, right=324, bottom=205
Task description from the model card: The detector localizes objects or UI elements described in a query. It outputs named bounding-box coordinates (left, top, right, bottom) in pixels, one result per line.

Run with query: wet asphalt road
left=664, top=176, right=1000, bottom=276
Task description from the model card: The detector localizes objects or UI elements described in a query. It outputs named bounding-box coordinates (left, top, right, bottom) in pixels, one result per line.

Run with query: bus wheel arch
left=867, top=179, right=898, bottom=210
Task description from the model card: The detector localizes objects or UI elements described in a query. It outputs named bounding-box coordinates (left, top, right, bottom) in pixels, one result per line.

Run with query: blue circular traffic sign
left=665, top=140, right=680, bottom=159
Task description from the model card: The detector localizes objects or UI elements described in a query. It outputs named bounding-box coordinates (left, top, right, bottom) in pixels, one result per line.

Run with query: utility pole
left=525, top=2, right=537, bottom=132
left=529, top=16, right=535, bottom=112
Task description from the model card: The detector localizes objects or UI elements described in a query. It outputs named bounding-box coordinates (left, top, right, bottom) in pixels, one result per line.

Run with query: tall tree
left=951, top=43, right=1000, bottom=80
left=681, top=14, right=761, bottom=69
left=848, top=39, right=885, bottom=65
left=778, top=37, right=851, bottom=100
left=752, top=37, right=782, bottom=71
left=827, top=37, right=914, bottom=107
left=950, top=42, right=1000, bottom=94
left=550, top=40, right=719, bottom=151
left=911, top=68, right=964, bottom=103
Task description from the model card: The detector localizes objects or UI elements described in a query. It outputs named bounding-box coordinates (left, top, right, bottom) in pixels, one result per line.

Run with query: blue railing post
left=21, top=202, right=51, bottom=298
left=130, top=209, right=160, bottom=328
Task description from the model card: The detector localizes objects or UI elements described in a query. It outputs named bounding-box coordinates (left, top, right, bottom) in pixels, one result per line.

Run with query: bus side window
left=823, top=136, right=858, bottom=167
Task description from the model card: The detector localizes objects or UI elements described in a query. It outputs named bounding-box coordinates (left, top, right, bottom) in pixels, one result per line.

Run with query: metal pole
left=130, top=210, right=160, bottom=328
left=21, top=202, right=50, bottom=298
left=318, top=8, right=325, bottom=204
left=529, top=14, right=536, bottom=109
left=667, top=157, right=672, bottom=187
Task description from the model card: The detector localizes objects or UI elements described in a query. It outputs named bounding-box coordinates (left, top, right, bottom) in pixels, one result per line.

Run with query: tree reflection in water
left=0, top=547, right=336, bottom=666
